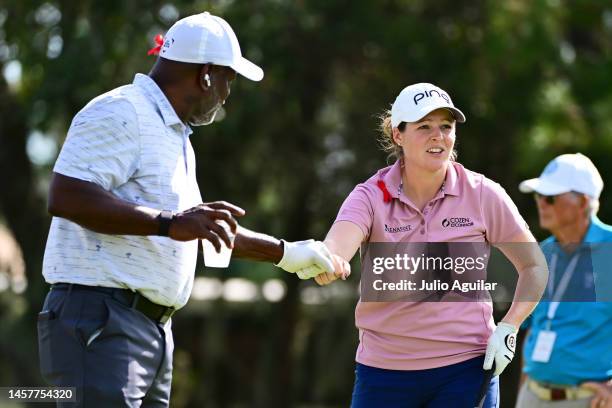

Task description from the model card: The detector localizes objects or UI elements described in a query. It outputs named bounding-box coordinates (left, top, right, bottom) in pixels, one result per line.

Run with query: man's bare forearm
left=233, top=226, right=284, bottom=263
left=49, top=173, right=246, bottom=247
left=48, top=172, right=161, bottom=235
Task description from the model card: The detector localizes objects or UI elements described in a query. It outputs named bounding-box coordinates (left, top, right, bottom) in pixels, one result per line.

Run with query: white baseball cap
left=519, top=153, right=603, bottom=198
left=160, top=12, right=263, bottom=81
left=391, top=83, right=466, bottom=127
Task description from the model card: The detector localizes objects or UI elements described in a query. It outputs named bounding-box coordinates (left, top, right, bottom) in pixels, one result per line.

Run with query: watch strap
left=157, top=210, right=174, bottom=237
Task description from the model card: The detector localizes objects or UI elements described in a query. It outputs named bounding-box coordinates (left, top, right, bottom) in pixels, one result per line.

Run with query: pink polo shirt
left=335, top=160, right=528, bottom=370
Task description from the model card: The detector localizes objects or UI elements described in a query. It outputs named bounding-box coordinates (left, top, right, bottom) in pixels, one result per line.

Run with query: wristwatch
left=157, top=210, right=174, bottom=237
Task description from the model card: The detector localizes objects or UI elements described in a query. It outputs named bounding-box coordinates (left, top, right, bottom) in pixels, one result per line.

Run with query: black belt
left=51, top=283, right=176, bottom=324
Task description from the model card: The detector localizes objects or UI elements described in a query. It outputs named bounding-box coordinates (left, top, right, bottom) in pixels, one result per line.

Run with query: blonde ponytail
left=377, top=110, right=403, bottom=162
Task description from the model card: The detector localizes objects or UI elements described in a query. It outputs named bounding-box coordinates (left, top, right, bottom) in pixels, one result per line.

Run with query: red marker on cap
left=147, top=34, right=164, bottom=56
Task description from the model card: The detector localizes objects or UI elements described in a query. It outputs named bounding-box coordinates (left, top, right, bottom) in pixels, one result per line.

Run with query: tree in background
left=1, top=1, right=611, bottom=406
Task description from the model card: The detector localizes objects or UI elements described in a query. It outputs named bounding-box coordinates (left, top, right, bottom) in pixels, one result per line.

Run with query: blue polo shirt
left=522, top=216, right=612, bottom=385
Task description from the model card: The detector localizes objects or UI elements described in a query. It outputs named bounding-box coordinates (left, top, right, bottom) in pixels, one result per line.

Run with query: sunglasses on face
left=534, top=191, right=582, bottom=205
left=534, top=193, right=558, bottom=205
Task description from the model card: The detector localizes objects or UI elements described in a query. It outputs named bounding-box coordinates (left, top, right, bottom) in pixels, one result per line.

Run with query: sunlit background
left=2, top=1, right=612, bottom=406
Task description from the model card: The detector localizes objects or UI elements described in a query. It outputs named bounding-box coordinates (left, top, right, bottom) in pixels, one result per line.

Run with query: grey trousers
left=37, top=286, right=173, bottom=407
left=515, top=382, right=592, bottom=408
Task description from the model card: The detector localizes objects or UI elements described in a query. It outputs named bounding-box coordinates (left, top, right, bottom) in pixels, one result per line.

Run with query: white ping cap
left=160, top=12, right=263, bottom=81
left=391, top=83, right=466, bottom=127
left=519, top=153, right=603, bottom=198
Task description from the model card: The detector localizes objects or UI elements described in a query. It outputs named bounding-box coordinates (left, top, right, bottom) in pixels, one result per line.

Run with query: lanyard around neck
left=546, top=251, right=580, bottom=321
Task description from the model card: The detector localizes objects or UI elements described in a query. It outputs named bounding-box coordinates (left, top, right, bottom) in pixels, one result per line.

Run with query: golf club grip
left=474, top=363, right=495, bottom=408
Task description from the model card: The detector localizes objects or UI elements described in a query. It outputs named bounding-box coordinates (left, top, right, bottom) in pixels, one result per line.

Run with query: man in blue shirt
left=517, top=153, right=612, bottom=408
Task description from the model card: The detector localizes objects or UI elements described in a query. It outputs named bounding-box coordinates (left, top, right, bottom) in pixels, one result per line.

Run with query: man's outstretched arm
left=233, top=226, right=335, bottom=274
left=50, top=172, right=335, bottom=274
left=48, top=172, right=244, bottom=250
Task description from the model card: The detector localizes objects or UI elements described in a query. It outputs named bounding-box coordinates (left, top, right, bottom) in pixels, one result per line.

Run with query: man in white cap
left=516, top=153, right=612, bottom=408
left=38, top=12, right=338, bottom=407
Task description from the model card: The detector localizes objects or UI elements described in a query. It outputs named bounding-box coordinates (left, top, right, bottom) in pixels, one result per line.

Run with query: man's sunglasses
left=534, top=193, right=558, bottom=205
left=534, top=191, right=581, bottom=205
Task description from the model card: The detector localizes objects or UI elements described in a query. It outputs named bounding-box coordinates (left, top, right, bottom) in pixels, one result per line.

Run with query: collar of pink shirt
left=381, top=160, right=461, bottom=208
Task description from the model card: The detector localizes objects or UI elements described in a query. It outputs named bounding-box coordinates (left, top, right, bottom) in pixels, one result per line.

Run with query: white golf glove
left=296, top=265, right=324, bottom=279
left=276, top=240, right=334, bottom=275
left=483, top=322, right=518, bottom=377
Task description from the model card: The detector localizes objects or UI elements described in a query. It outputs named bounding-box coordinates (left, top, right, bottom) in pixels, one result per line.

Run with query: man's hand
left=582, top=381, right=612, bottom=408
left=169, top=201, right=246, bottom=250
left=296, top=255, right=351, bottom=284
left=276, top=240, right=334, bottom=274
left=48, top=173, right=244, bottom=241
left=483, top=322, right=518, bottom=376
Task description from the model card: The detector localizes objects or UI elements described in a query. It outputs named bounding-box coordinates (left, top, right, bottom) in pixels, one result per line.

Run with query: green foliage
left=2, top=0, right=612, bottom=406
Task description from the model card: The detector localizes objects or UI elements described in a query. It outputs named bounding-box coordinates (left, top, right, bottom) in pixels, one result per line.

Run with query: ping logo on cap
left=414, top=89, right=451, bottom=105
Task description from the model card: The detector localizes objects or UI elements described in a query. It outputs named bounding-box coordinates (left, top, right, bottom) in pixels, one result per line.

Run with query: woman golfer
left=308, top=83, right=548, bottom=407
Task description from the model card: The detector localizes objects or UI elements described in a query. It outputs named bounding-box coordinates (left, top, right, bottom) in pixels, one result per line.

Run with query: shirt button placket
left=421, top=202, right=433, bottom=235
